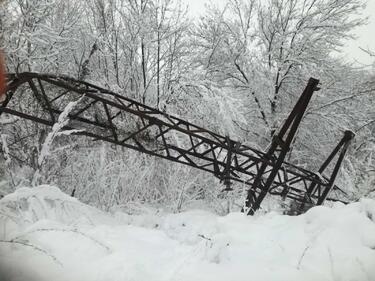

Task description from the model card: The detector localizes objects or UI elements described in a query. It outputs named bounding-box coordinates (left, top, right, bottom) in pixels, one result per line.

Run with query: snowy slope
left=0, top=185, right=375, bottom=281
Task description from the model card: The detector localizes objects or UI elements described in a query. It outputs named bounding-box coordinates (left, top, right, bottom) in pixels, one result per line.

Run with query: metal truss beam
left=0, top=72, right=351, bottom=214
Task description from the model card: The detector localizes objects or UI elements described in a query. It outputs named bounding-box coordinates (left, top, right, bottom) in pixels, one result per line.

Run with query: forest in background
left=0, top=0, right=374, bottom=213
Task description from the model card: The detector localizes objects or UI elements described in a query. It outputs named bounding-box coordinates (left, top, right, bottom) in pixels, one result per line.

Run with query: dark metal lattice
left=0, top=72, right=353, bottom=214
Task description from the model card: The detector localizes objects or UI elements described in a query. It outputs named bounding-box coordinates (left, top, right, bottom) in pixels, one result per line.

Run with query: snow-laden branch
left=32, top=97, right=84, bottom=186
left=38, top=97, right=85, bottom=167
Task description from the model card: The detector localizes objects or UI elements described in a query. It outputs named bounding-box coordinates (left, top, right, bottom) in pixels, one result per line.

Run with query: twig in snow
left=0, top=239, right=63, bottom=266
left=297, top=245, right=310, bottom=269
left=198, top=234, right=212, bottom=241
left=359, top=47, right=375, bottom=57
left=12, top=228, right=111, bottom=252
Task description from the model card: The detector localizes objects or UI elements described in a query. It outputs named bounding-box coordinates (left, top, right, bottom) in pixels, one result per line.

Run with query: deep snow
left=0, top=185, right=375, bottom=281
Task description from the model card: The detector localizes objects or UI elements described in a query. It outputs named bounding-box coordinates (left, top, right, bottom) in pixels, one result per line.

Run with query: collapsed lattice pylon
left=0, top=73, right=353, bottom=214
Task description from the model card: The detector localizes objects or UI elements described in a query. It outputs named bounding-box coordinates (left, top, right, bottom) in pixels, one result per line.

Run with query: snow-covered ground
left=0, top=186, right=374, bottom=281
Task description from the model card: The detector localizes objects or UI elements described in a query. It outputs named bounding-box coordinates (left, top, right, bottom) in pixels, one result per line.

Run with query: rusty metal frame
left=243, top=78, right=353, bottom=214
left=0, top=72, right=351, bottom=214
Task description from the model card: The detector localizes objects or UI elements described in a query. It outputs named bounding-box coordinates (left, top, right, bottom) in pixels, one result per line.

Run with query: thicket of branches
left=0, top=0, right=374, bottom=212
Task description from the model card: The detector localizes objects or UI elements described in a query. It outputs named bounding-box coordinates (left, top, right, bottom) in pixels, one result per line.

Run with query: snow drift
left=0, top=185, right=375, bottom=281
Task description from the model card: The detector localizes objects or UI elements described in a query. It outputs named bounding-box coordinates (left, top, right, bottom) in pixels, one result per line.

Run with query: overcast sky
left=185, top=0, right=375, bottom=67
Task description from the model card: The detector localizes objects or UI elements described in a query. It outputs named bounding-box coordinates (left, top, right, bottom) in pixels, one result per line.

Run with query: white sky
left=185, top=0, right=375, bottom=67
